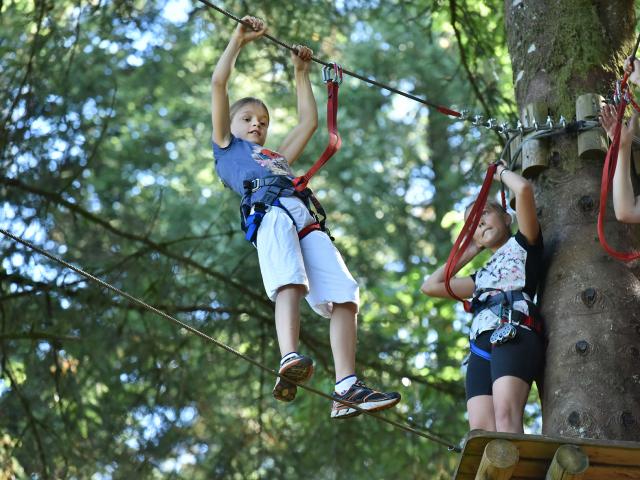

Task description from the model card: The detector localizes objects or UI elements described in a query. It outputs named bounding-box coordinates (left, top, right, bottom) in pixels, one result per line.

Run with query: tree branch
left=1, top=176, right=270, bottom=308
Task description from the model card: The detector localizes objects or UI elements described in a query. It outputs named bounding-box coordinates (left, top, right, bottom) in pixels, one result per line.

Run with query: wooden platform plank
left=454, top=431, right=640, bottom=479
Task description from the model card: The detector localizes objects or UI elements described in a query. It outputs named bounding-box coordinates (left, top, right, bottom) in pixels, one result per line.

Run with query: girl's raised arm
left=211, top=16, right=266, bottom=147
left=496, top=162, right=539, bottom=245
left=277, top=45, right=318, bottom=165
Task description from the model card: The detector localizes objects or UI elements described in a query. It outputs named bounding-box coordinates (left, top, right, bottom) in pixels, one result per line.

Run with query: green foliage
left=0, top=0, right=527, bottom=478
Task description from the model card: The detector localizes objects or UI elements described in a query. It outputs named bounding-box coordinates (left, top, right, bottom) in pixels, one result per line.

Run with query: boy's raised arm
left=496, top=162, right=539, bottom=245
left=277, top=45, right=318, bottom=165
left=211, top=16, right=266, bottom=147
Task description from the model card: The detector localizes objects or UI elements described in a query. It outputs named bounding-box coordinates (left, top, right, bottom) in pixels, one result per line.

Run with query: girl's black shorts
left=465, top=326, right=544, bottom=401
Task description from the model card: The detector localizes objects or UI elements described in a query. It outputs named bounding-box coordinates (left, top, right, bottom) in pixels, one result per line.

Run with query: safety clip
left=613, top=80, right=623, bottom=105
left=322, top=63, right=343, bottom=85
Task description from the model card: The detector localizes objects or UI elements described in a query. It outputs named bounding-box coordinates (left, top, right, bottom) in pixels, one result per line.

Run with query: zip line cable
left=197, top=0, right=463, bottom=118
left=0, top=227, right=461, bottom=452
left=198, top=0, right=610, bottom=141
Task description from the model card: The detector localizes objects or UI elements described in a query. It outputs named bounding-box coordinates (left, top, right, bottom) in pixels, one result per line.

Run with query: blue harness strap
left=470, top=341, right=491, bottom=361
left=243, top=198, right=297, bottom=245
left=241, top=175, right=332, bottom=244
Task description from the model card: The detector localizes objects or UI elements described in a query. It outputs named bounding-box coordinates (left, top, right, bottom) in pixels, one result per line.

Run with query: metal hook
left=545, top=115, right=554, bottom=129
left=322, top=63, right=343, bottom=84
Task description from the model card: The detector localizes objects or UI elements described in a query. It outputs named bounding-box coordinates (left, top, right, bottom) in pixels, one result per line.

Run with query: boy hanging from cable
left=210, top=16, right=400, bottom=418
left=600, top=56, right=640, bottom=224
left=421, top=160, right=545, bottom=433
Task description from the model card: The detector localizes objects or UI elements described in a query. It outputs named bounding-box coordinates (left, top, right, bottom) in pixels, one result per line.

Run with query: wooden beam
left=545, top=444, right=589, bottom=480
left=576, top=93, right=607, bottom=160
left=521, top=102, right=549, bottom=178
left=475, top=439, right=519, bottom=480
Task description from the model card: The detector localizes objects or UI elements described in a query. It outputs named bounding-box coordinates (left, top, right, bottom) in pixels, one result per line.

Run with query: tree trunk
left=504, top=0, right=640, bottom=441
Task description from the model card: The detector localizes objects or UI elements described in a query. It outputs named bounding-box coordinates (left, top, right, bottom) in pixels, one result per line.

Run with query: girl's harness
left=468, top=288, right=543, bottom=361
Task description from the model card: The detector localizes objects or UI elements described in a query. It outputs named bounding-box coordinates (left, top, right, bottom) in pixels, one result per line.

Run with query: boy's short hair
left=230, top=97, right=270, bottom=122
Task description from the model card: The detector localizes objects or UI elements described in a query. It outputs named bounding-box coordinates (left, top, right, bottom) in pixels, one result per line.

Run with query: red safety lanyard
left=444, top=163, right=505, bottom=311
left=597, top=72, right=640, bottom=261
left=292, top=63, right=343, bottom=192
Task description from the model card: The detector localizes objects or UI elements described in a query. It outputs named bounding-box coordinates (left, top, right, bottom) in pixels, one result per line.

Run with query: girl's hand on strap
left=624, top=56, right=640, bottom=86
left=599, top=103, right=617, bottom=141
left=492, top=159, right=508, bottom=182
left=494, top=159, right=539, bottom=245
left=233, top=16, right=267, bottom=46
left=291, top=44, right=313, bottom=72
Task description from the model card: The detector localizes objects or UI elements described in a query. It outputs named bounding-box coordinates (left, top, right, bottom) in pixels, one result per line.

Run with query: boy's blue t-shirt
left=212, top=135, right=296, bottom=205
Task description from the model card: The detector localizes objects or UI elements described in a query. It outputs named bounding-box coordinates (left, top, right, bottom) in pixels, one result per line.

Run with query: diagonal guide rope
left=0, top=227, right=461, bottom=452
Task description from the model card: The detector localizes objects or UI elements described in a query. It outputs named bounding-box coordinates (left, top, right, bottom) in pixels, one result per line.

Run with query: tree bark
left=504, top=0, right=640, bottom=441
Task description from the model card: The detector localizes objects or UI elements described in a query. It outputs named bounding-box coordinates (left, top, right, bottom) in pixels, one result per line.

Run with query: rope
left=443, top=163, right=501, bottom=310
left=597, top=99, right=640, bottom=261
left=0, top=227, right=461, bottom=452
left=198, top=0, right=465, bottom=118
left=597, top=32, right=640, bottom=261
left=293, top=65, right=342, bottom=192
left=198, top=0, right=612, bottom=142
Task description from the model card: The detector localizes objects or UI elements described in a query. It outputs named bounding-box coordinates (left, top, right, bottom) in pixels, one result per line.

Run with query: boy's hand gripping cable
left=443, top=163, right=504, bottom=311
left=292, top=63, right=342, bottom=192
left=598, top=34, right=640, bottom=261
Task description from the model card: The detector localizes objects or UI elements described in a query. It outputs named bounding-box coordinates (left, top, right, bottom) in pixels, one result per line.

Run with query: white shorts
left=255, top=196, right=359, bottom=318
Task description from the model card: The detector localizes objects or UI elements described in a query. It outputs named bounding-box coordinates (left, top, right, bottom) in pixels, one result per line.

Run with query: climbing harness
left=468, top=289, right=543, bottom=360
left=443, top=162, right=506, bottom=310
left=293, top=63, right=343, bottom=192
left=598, top=33, right=640, bottom=261
left=240, top=63, right=343, bottom=245
left=241, top=176, right=330, bottom=244
left=469, top=341, right=491, bottom=361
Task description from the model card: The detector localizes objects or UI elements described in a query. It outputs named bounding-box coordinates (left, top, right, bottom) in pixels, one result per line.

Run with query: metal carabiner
left=322, top=63, right=343, bottom=85
left=613, top=80, right=623, bottom=105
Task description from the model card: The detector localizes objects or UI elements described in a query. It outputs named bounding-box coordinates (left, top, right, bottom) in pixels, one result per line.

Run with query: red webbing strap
left=444, top=163, right=500, bottom=310
left=293, top=65, right=342, bottom=192
left=436, top=106, right=463, bottom=118
left=298, top=222, right=321, bottom=240
left=597, top=78, right=640, bottom=261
